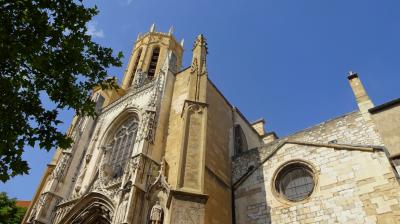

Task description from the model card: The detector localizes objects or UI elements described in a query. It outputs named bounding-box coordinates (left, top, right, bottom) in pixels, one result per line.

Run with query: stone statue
left=115, top=193, right=129, bottom=224
left=150, top=201, right=163, bottom=224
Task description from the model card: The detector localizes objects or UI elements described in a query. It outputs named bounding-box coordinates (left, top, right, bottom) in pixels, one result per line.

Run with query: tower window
left=129, top=48, right=142, bottom=87
left=234, top=125, right=248, bottom=156
left=148, top=47, right=160, bottom=79
left=107, top=118, right=138, bottom=178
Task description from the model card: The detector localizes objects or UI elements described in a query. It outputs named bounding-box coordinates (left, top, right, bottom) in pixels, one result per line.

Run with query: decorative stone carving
left=145, top=111, right=157, bottom=144
left=190, top=58, right=198, bottom=74
left=121, top=156, right=140, bottom=187
left=50, top=152, right=72, bottom=181
left=147, top=158, right=170, bottom=196
left=148, top=71, right=164, bottom=108
left=184, top=101, right=206, bottom=117
left=150, top=201, right=163, bottom=224
left=132, top=69, right=148, bottom=88
left=99, top=86, right=149, bottom=118
left=114, top=192, right=129, bottom=224
left=74, top=154, right=92, bottom=193
left=136, top=110, right=157, bottom=144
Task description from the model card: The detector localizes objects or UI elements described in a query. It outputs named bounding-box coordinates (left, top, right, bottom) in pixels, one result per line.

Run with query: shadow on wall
left=232, top=145, right=272, bottom=224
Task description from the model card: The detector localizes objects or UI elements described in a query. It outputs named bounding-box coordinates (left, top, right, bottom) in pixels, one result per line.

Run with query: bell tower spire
left=121, top=25, right=183, bottom=90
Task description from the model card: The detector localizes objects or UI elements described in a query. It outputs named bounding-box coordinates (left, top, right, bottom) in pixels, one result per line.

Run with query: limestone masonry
left=23, top=26, right=400, bottom=224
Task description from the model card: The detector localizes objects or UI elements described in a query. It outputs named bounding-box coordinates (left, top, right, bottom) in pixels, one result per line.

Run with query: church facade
left=23, top=26, right=400, bottom=224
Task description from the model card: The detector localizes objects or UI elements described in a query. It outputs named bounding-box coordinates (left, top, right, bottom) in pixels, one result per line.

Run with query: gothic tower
left=23, top=25, right=234, bottom=224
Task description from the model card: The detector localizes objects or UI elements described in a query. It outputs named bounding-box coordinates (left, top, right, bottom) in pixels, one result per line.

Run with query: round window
left=274, top=162, right=315, bottom=202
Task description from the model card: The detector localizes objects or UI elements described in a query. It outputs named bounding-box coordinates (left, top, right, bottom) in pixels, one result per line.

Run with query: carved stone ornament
left=136, top=110, right=157, bottom=144
left=148, top=72, right=164, bottom=108
left=192, top=34, right=208, bottom=53
left=190, top=58, right=198, bottom=74
left=114, top=191, right=129, bottom=224
left=147, top=158, right=171, bottom=198
left=132, top=69, right=148, bottom=89
left=150, top=201, right=163, bottom=224
left=145, top=111, right=157, bottom=144
left=51, top=152, right=72, bottom=181
left=99, top=85, right=151, bottom=119
left=121, top=156, right=140, bottom=187
left=186, top=101, right=206, bottom=115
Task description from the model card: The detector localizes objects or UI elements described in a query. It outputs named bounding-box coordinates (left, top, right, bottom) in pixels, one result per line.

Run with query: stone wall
left=287, top=111, right=382, bottom=146
left=370, top=100, right=400, bottom=156
left=233, top=111, right=400, bottom=224
left=164, top=69, right=190, bottom=187
left=204, top=81, right=233, bottom=224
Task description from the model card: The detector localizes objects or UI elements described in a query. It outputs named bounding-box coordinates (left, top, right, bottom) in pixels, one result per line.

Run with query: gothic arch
left=57, top=192, right=114, bottom=224
left=97, top=108, right=141, bottom=179
left=99, top=108, right=141, bottom=146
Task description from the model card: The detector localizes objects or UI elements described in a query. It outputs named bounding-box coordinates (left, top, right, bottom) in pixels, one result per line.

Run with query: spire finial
left=347, top=70, right=358, bottom=79
left=180, top=38, right=184, bottom=47
left=136, top=32, right=142, bottom=40
left=168, top=26, right=174, bottom=35
left=192, top=34, right=208, bottom=54
left=150, top=23, right=155, bottom=32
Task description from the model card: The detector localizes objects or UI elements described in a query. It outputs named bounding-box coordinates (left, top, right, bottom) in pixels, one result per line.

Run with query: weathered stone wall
left=204, top=81, right=233, bottom=224
left=234, top=111, right=262, bottom=151
left=163, top=69, right=190, bottom=188
left=371, top=101, right=400, bottom=156
left=288, top=111, right=382, bottom=146
left=233, top=111, right=400, bottom=224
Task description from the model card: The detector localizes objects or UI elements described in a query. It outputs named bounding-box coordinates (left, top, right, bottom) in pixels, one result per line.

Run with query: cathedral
left=23, top=25, right=400, bottom=224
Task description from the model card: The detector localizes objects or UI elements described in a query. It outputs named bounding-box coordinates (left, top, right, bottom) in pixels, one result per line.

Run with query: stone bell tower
left=121, top=24, right=183, bottom=90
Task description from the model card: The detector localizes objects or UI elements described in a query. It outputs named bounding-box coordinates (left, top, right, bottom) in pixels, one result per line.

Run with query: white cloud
left=86, top=21, right=104, bottom=38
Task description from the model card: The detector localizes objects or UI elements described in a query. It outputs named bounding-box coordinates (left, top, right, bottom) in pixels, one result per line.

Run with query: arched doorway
left=57, top=192, right=114, bottom=224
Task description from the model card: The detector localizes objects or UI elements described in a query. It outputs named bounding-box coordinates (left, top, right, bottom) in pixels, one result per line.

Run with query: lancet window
left=107, top=118, right=139, bottom=178
left=148, top=47, right=160, bottom=79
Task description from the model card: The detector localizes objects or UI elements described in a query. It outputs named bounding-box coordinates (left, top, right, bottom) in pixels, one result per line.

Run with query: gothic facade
left=23, top=25, right=400, bottom=224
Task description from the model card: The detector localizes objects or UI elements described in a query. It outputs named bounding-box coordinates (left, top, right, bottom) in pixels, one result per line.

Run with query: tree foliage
left=0, top=192, right=27, bottom=224
left=0, top=0, right=123, bottom=182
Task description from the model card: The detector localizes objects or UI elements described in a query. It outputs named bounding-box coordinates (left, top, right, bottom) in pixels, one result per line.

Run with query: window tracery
left=274, top=162, right=315, bottom=202
left=106, top=118, right=138, bottom=178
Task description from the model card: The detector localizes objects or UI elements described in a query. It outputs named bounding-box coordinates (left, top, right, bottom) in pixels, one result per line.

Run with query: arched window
left=274, top=162, right=315, bottom=202
left=107, top=118, right=139, bottom=178
left=234, top=125, right=248, bottom=156
left=129, top=48, right=142, bottom=87
left=148, top=47, right=160, bottom=79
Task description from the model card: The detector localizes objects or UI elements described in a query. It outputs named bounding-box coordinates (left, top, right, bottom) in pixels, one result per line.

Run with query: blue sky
left=2, top=0, right=399, bottom=200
